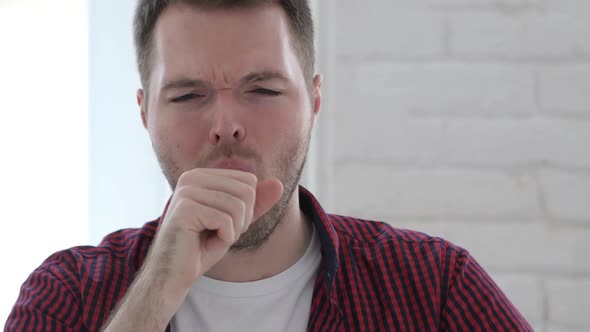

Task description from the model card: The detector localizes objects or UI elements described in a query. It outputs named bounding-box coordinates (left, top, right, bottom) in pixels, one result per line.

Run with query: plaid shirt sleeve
left=441, top=249, right=533, bottom=331
left=4, top=254, right=84, bottom=332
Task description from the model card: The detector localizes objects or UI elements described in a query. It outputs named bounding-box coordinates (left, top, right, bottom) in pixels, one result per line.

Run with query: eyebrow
left=161, top=71, right=289, bottom=92
left=161, top=78, right=209, bottom=92
left=240, top=71, right=289, bottom=84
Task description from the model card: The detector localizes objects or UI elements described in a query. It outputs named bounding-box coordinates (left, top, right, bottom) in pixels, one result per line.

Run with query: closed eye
left=170, top=93, right=205, bottom=103
left=250, top=88, right=282, bottom=96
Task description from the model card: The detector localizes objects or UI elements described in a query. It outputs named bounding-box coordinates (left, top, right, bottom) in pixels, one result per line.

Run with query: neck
left=204, top=189, right=313, bottom=282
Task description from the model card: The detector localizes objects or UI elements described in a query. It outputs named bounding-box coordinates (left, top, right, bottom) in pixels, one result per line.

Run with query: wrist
left=102, top=264, right=190, bottom=332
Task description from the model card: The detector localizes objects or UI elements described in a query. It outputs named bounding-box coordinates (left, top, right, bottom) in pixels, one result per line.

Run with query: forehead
left=150, top=3, right=302, bottom=88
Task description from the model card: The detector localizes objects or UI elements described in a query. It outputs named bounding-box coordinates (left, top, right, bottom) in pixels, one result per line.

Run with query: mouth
left=209, top=158, right=256, bottom=174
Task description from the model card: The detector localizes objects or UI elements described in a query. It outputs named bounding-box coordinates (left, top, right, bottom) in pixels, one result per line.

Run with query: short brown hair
left=133, top=0, right=315, bottom=89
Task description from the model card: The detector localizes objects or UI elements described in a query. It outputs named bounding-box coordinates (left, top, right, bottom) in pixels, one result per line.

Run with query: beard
left=153, top=129, right=311, bottom=252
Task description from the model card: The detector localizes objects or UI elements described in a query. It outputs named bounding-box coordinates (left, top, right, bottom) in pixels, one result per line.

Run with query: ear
left=311, top=74, right=322, bottom=125
left=137, top=89, right=148, bottom=129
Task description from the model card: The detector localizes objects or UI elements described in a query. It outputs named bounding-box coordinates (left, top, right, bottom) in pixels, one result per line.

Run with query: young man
left=5, top=0, right=533, bottom=331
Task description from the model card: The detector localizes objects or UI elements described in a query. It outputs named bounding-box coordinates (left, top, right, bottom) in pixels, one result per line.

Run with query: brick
left=333, top=113, right=445, bottom=163
left=333, top=116, right=590, bottom=168
left=450, top=12, right=590, bottom=58
left=334, top=164, right=541, bottom=218
left=444, top=118, right=590, bottom=167
left=335, top=4, right=444, bottom=58
left=438, top=0, right=539, bottom=5
left=332, top=63, right=537, bottom=115
left=539, top=170, right=590, bottom=223
left=385, top=222, right=590, bottom=274
left=547, top=279, right=590, bottom=327
left=490, top=274, right=544, bottom=325
left=537, top=119, right=590, bottom=168
left=336, top=0, right=588, bottom=20
left=546, top=325, right=590, bottom=332
left=339, top=0, right=541, bottom=7
left=539, top=66, right=590, bottom=114
left=445, top=118, right=538, bottom=166
left=531, top=322, right=545, bottom=332
left=541, top=0, right=590, bottom=21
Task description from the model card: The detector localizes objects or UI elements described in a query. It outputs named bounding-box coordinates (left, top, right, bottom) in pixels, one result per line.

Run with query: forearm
left=101, top=266, right=186, bottom=332
left=103, top=169, right=272, bottom=331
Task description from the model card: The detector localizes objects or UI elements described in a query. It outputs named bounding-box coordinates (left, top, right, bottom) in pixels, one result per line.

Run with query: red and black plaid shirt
left=5, top=186, right=532, bottom=331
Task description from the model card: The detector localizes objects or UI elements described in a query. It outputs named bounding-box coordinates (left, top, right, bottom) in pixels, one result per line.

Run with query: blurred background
left=1, top=0, right=588, bottom=330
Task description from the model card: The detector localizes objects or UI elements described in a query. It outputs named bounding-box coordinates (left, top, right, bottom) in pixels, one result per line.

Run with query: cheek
left=152, top=114, right=209, bottom=160
left=252, top=108, right=307, bottom=152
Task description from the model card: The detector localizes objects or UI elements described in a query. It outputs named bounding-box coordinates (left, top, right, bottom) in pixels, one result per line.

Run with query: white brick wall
left=333, top=63, right=537, bottom=115
left=492, top=274, right=545, bottom=329
left=539, top=170, right=590, bottom=223
left=335, top=165, right=542, bottom=219
left=547, top=279, right=590, bottom=328
left=450, top=12, right=590, bottom=59
left=446, top=118, right=590, bottom=167
left=539, top=66, right=590, bottom=114
left=335, top=4, right=445, bottom=59
left=322, top=0, right=590, bottom=329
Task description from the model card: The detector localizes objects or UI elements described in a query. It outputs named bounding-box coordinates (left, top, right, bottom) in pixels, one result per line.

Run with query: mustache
left=199, top=143, right=262, bottom=165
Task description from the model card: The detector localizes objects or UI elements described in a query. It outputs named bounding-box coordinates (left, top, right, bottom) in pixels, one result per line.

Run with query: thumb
left=253, top=178, right=284, bottom=221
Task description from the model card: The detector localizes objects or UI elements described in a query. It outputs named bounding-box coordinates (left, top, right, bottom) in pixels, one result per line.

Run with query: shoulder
left=324, top=217, right=533, bottom=331
left=328, top=214, right=463, bottom=251
left=327, top=214, right=469, bottom=272
left=24, top=220, right=158, bottom=311
left=5, top=221, right=159, bottom=331
left=35, top=219, right=159, bottom=280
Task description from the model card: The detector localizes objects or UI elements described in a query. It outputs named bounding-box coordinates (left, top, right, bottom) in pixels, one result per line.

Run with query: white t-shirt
left=170, top=226, right=321, bottom=332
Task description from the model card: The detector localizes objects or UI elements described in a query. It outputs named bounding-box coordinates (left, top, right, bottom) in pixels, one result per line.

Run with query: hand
left=145, top=168, right=283, bottom=296
left=102, top=168, right=283, bottom=331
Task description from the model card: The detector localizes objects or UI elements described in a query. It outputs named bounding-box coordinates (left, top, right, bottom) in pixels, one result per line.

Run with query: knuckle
left=174, top=197, right=186, bottom=207
left=178, top=168, right=204, bottom=185
left=222, top=211, right=234, bottom=226
left=218, top=209, right=230, bottom=222
left=177, top=171, right=190, bottom=185
left=174, top=185, right=189, bottom=198
left=174, top=197, right=192, bottom=211
left=237, top=199, right=247, bottom=214
left=245, top=186, right=256, bottom=200
left=244, top=172, right=257, bottom=184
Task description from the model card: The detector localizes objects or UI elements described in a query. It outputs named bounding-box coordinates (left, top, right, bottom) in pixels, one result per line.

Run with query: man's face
left=138, top=3, right=321, bottom=250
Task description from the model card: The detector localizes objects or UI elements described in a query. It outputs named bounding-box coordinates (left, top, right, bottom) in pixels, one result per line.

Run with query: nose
left=208, top=92, right=246, bottom=145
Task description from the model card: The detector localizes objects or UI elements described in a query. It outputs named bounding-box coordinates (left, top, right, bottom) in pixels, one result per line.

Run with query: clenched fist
left=103, top=168, right=283, bottom=331
left=147, top=168, right=284, bottom=295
